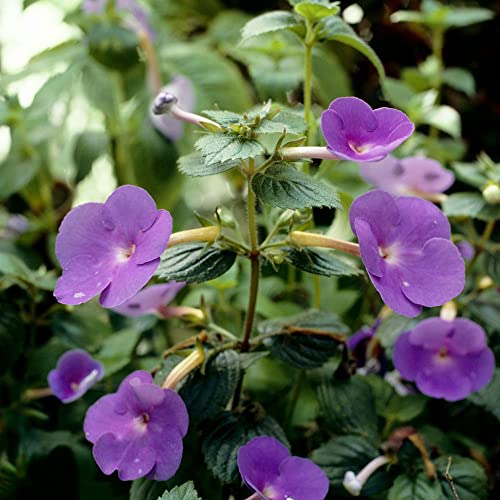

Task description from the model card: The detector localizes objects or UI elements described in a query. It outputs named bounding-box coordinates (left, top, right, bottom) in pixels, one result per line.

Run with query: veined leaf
left=158, top=482, right=201, bottom=500
left=195, top=134, right=264, bottom=166
left=241, top=11, right=302, bottom=41
left=178, top=152, right=240, bottom=177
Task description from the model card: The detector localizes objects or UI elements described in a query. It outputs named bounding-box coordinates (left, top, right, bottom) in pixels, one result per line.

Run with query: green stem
left=285, top=370, right=304, bottom=429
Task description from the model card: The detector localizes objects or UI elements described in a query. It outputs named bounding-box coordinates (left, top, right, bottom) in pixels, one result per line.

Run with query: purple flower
left=349, top=190, right=465, bottom=317
left=321, top=97, right=414, bottom=162
left=237, top=436, right=329, bottom=500
left=0, top=213, right=29, bottom=240
left=393, top=318, right=495, bottom=401
left=48, top=349, right=103, bottom=403
left=54, top=185, right=172, bottom=308
left=83, top=0, right=107, bottom=13
left=84, top=370, right=188, bottom=481
left=112, top=282, right=185, bottom=317
left=359, top=155, right=455, bottom=195
left=456, top=240, right=474, bottom=261
left=151, top=76, right=196, bottom=141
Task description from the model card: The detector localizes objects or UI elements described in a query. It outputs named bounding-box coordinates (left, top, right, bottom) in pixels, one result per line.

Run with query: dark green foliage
left=156, top=243, right=237, bottom=284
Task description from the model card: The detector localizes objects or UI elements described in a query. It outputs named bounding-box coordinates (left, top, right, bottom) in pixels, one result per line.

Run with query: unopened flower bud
left=152, top=90, right=178, bottom=115
left=482, top=182, right=500, bottom=205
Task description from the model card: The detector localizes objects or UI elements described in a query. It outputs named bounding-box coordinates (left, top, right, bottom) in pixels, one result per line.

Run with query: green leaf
left=421, top=105, right=461, bottom=138
left=0, top=456, right=18, bottom=500
left=382, top=78, right=417, bottom=112
left=375, top=313, right=413, bottom=354
left=317, top=16, right=385, bottom=80
left=468, top=369, right=500, bottom=422
left=442, top=68, right=475, bottom=96
left=0, top=156, right=39, bottom=201
left=317, top=375, right=378, bottom=440
left=202, top=409, right=288, bottom=484
left=442, top=192, right=486, bottom=218
left=0, top=304, right=26, bottom=375
left=81, top=61, right=120, bottom=119
left=177, top=152, right=240, bottom=177
left=259, top=310, right=348, bottom=368
left=388, top=473, right=442, bottom=500
left=73, top=131, right=109, bottom=183
left=452, top=162, right=488, bottom=188
left=284, top=246, right=360, bottom=277
left=158, top=482, right=201, bottom=500
left=96, top=327, right=144, bottom=376
left=130, top=477, right=170, bottom=500
left=434, top=456, right=488, bottom=500
left=312, top=48, right=352, bottom=105
left=294, top=1, right=340, bottom=22
left=0, top=252, right=56, bottom=291
left=312, top=435, right=390, bottom=495
left=179, top=350, right=241, bottom=425
left=195, top=134, right=264, bottom=166
left=252, top=164, right=340, bottom=210
left=255, top=108, right=307, bottom=135
left=241, top=11, right=302, bottom=41
left=156, top=243, right=237, bottom=284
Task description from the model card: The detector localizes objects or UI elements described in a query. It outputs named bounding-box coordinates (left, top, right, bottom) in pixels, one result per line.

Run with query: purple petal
left=393, top=331, right=422, bottom=381
left=93, top=432, right=129, bottom=475
left=460, top=348, right=495, bottom=392
left=349, top=190, right=401, bottom=245
left=238, top=436, right=290, bottom=494
left=133, top=209, right=172, bottom=264
left=55, top=202, right=113, bottom=269
left=373, top=107, right=415, bottom=145
left=407, top=318, right=453, bottom=350
left=84, top=394, right=132, bottom=443
left=456, top=240, right=474, bottom=260
left=445, top=318, right=488, bottom=355
left=354, top=218, right=384, bottom=277
left=347, top=327, right=376, bottom=352
left=112, top=282, right=186, bottom=317
left=370, top=266, right=422, bottom=317
left=398, top=238, right=465, bottom=307
left=99, top=258, right=160, bottom=308
left=148, top=429, right=184, bottom=480
left=359, top=156, right=405, bottom=193
left=328, top=97, right=378, bottom=132
left=275, top=456, right=329, bottom=500
left=151, top=389, right=189, bottom=437
left=48, top=349, right=103, bottom=403
left=101, top=185, right=158, bottom=242
left=117, top=437, right=157, bottom=480
left=54, top=255, right=113, bottom=305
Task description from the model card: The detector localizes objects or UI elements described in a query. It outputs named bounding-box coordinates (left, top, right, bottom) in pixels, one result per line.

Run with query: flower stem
left=304, top=38, right=314, bottom=146
left=167, top=226, right=220, bottom=247
left=281, top=146, right=338, bottom=161
left=290, top=231, right=360, bottom=256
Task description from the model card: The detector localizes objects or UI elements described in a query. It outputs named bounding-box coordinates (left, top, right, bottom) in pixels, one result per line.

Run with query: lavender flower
left=54, top=185, right=172, bottom=308
left=83, top=0, right=107, bottom=13
left=349, top=190, right=464, bottom=317
left=151, top=76, right=196, bottom=141
left=359, top=155, right=455, bottom=195
left=321, top=97, right=414, bottom=162
left=456, top=240, right=474, bottom=260
left=393, top=318, right=495, bottom=401
left=0, top=213, right=28, bottom=240
left=112, top=282, right=185, bottom=317
left=237, top=436, right=329, bottom=500
left=348, top=320, right=386, bottom=374
left=48, top=349, right=103, bottom=403
left=84, top=370, right=188, bottom=480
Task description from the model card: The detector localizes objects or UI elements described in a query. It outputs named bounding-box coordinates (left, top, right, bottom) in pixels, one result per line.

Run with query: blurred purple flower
left=84, top=370, right=188, bottom=481
left=83, top=0, right=155, bottom=39
left=112, top=282, right=185, bottom=317
left=359, top=156, right=455, bottom=195
left=238, top=436, right=329, bottom=500
left=347, top=319, right=386, bottom=373
left=321, top=97, right=414, bottom=162
left=393, top=318, right=494, bottom=401
left=48, top=349, right=103, bottom=403
left=456, top=240, right=474, bottom=261
left=54, top=185, right=172, bottom=308
left=151, top=76, right=196, bottom=141
left=0, top=213, right=29, bottom=240
left=349, top=190, right=464, bottom=317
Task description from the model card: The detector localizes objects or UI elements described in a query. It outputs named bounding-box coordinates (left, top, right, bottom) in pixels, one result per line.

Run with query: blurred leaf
left=0, top=456, right=18, bottom=500
left=317, top=16, right=385, bottom=80
left=434, top=456, right=488, bottom=500
left=0, top=252, right=56, bottom=291
left=442, top=68, right=475, bottom=96
left=195, top=134, right=264, bottom=166
left=294, top=1, right=340, bottom=23
left=421, top=105, right=461, bottom=138
left=158, top=482, right=201, bottom=500
left=96, top=327, right=144, bottom=376
left=179, top=350, right=241, bottom=425
left=0, top=304, right=26, bottom=375
left=156, top=243, right=237, bottom=284
left=285, top=246, right=360, bottom=277
left=443, top=192, right=500, bottom=221
left=468, top=369, right=500, bottom=422
left=252, top=164, right=340, bottom=209
left=178, top=152, right=240, bottom=177
left=383, top=78, right=417, bottom=111
left=375, top=313, right=412, bottom=354
left=317, top=375, right=378, bottom=440
left=388, top=473, right=442, bottom=500
left=452, top=162, right=488, bottom=188
left=209, top=10, right=252, bottom=47
left=130, top=477, right=170, bottom=500
left=81, top=61, right=120, bottom=119
left=73, top=131, right=109, bottom=183
left=312, top=435, right=391, bottom=495
left=202, top=409, right=288, bottom=484
left=0, top=157, right=39, bottom=201
left=241, top=11, right=302, bottom=41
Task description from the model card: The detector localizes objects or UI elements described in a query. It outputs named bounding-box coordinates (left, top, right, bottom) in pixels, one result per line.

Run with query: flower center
left=135, top=412, right=150, bottom=432
left=348, top=141, right=372, bottom=154
left=378, top=246, right=398, bottom=264
left=262, top=485, right=279, bottom=499
left=116, top=243, right=136, bottom=263
left=437, top=347, right=448, bottom=358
